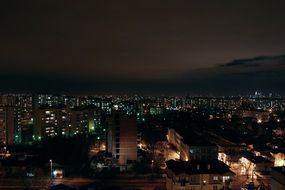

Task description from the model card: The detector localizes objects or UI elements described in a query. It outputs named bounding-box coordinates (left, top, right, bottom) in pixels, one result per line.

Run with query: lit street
left=107, top=178, right=166, bottom=190
left=0, top=176, right=166, bottom=190
left=0, top=177, right=93, bottom=190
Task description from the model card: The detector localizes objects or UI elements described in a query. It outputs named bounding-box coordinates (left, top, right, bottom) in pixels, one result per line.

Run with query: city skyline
left=1, top=2, right=285, bottom=189
left=0, top=91, right=284, bottom=189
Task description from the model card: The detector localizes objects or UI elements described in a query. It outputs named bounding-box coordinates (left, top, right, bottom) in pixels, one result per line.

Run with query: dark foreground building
left=166, top=159, right=234, bottom=190
left=107, top=111, right=137, bottom=167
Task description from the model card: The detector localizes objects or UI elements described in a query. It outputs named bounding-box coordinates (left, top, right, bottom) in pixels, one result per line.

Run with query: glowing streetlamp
left=49, top=159, right=53, bottom=179
left=151, top=159, right=154, bottom=176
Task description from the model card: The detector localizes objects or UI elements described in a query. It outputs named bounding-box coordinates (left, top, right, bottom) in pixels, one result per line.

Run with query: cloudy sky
left=1, top=0, right=285, bottom=95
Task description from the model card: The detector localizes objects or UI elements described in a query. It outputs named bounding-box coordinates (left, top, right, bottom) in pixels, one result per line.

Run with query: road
left=0, top=177, right=93, bottom=190
left=2, top=174, right=268, bottom=190
left=0, top=176, right=166, bottom=190
left=108, top=178, right=166, bottom=190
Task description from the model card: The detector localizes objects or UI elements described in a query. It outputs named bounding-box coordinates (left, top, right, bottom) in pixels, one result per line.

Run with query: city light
left=0, top=0, right=284, bottom=188
left=49, top=159, right=53, bottom=179
left=275, top=159, right=285, bottom=167
left=0, top=93, right=284, bottom=189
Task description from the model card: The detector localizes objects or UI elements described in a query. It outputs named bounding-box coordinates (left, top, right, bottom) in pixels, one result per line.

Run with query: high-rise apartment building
left=0, top=106, right=15, bottom=145
left=34, top=105, right=101, bottom=138
left=34, top=106, right=71, bottom=138
left=70, top=106, right=100, bottom=135
left=107, top=111, right=137, bottom=165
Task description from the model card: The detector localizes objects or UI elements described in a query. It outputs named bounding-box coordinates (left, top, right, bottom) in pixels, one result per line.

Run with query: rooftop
left=242, top=152, right=272, bottom=164
left=170, top=127, right=217, bottom=147
left=166, top=159, right=235, bottom=175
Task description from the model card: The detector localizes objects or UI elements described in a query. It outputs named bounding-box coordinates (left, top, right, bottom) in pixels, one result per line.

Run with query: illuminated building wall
left=34, top=106, right=101, bottom=138
left=0, top=95, right=16, bottom=106
left=0, top=106, right=15, bottom=145
left=34, top=107, right=71, bottom=138
left=70, top=109, right=90, bottom=135
left=271, top=152, right=285, bottom=167
left=101, top=99, right=112, bottom=115
left=15, top=107, right=34, bottom=143
left=241, top=110, right=270, bottom=123
left=239, top=155, right=272, bottom=177
left=167, top=128, right=218, bottom=161
left=167, top=128, right=189, bottom=161
left=107, top=111, right=137, bottom=165
left=13, top=95, right=34, bottom=144
left=70, top=107, right=100, bottom=135
left=36, top=94, right=65, bottom=107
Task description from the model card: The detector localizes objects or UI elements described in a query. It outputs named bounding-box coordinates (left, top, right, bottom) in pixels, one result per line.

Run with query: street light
left=151, top=160, right=154, bottom=176
left=49, top=159, right=53, bottom=179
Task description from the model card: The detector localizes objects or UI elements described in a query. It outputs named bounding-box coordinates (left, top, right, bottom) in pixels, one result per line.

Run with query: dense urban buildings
left=2, top=1, right=285, bottom=190
left=0, top=93, right=284, bottom=189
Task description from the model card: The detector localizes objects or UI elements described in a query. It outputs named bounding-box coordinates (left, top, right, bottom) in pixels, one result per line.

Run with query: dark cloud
left=1, top=1, right=285, bottom=94
left=177, top=55, right=285, bottom=95
left=219, top=56, right=285, bottom=68
left=1, top=55, right=284, bottom=96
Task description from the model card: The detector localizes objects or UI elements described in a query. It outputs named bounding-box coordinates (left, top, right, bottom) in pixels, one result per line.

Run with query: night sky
left=1, top=1, right=285, bottom=95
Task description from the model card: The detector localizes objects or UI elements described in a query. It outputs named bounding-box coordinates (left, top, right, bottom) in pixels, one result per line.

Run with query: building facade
left=167, top=128, right=218, bottom=161
left=166, top=160, right=234, bottom=190
left=107, top=111, right=137, bottom=165
left=0, top=107, right=15, bottom=145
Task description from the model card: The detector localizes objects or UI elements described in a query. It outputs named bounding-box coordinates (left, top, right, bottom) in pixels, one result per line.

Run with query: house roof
left=242, top=152, right=272, bottom=164
left=166, top=159, right=235, bottom=176
left=50, top=183, right=76, bottom=190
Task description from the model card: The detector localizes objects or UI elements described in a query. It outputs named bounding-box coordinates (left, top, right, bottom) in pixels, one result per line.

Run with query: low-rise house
left=166, top=159, right=235, bottom=190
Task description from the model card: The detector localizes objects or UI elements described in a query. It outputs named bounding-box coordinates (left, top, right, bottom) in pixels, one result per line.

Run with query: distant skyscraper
left=107, top=111, right=137, bottom=165
left=0, top=95, right=16, bottom=106
left=0, top=106, right=15, bottom=145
